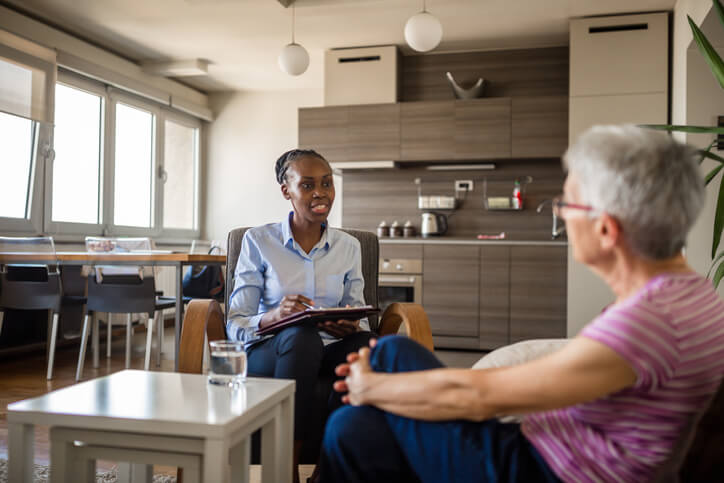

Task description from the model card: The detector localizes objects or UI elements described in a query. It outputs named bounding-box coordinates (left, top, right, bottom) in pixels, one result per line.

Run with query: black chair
left=0, top=236, right=86, bottom=380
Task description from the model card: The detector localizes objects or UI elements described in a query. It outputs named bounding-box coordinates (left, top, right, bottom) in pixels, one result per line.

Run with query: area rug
left=0, top=459, right=176, bottom=482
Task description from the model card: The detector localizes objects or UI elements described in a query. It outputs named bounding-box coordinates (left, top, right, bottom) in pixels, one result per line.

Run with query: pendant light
left=404, top=0, right=443, bottom=53
left=278, top=2, right=309, bottom=76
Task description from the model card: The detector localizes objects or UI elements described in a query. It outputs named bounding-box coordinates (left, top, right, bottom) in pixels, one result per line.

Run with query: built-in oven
left=378, top=258, right=423, bottom=314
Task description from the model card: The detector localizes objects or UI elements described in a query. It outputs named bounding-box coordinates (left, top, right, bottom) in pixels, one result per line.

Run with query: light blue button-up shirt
left=227, top=213, right=369, bottom=349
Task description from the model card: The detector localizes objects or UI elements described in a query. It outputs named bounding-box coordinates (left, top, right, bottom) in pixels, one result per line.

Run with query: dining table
left=0, top=251, right=227, bottom=370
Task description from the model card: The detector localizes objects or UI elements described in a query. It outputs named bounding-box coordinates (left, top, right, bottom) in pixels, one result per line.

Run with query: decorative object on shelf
left=390, top=220, right=403, bottom=238
left=278, top=2, right=309, bottom=76
left=483, top=176, right=533, bottom=211
left=477, top=232, right=506, bottom=240
left=403, top=220, right=417, bottom=238
left=404, top=0, right=443, bottom=52
left=445, top=71, right=486, bottom=99
left=377, top=220, right=390, bottom=238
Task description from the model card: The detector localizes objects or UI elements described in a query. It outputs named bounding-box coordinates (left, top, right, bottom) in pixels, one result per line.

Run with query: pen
left=301, top=301, right=314, bottom=310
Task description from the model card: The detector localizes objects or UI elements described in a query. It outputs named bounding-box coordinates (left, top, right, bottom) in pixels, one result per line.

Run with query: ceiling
left=3, top=0, right=676, bottom=93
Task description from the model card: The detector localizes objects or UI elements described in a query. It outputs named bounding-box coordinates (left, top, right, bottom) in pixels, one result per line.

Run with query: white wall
left=203, top=88, right=345, bottom=242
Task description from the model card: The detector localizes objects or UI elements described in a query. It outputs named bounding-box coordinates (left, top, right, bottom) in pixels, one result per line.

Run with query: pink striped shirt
left=522, top=272, right=724, bottom=482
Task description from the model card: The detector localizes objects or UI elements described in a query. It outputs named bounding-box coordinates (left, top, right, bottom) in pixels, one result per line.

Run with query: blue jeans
left=319, top=336, right=561, bottom=483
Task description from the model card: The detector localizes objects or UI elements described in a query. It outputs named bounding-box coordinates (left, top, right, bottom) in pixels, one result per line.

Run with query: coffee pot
left=421, top=212, right=448, bottom=237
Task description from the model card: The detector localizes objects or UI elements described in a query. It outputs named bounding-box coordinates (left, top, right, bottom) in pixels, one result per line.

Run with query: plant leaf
left=711, top=256, right=724, bottom=289
left=716, top=0, right=724, bottom=31
left=713, top=173, right=724, bottom=258
left=641, top=124, right=724, bottom=134
left=706, top=164, right=724, bottom=185
left=701, top=150, right=724, bottom=165
left=707, top=249, right=724, bottom=278
left=688, top=15, right=724, bottom=90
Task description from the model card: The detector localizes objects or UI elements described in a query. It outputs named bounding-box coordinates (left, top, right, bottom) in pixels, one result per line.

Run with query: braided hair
left=275, top=149, right=328, bottom=185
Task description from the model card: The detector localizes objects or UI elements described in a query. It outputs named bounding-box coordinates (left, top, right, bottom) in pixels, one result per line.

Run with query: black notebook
left=256, top=305, right=380, bottom=336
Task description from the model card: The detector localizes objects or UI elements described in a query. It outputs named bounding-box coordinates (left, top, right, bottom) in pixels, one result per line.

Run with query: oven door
left=378, top=274, right=423, bottom=313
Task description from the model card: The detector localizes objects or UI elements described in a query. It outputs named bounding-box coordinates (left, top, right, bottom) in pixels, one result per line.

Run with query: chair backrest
left=86, top=273, right=156, bottom=315
left=225, top=226, right=380, bottom=331
left=0, top=236, right=62, bottom=312
left=85, top=236, right=155, bottom=279
left=190, top=239, right=226, bottom=255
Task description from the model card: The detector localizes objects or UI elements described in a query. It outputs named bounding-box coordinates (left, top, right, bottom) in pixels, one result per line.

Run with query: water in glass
left=208, top=340, right=247, bottom=386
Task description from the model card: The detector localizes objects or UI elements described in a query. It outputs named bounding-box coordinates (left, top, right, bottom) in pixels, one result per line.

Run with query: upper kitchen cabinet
left=299, top=106, right=349, bottom=162
left=570, top=13, right=668, bottom=97
left=454, top=98, right=511, bottom=160
left=400, top=101, right=455, bottom=161
left=347, top=103, right=400, bottom=161
left=512, top=96, right=568, bottom=158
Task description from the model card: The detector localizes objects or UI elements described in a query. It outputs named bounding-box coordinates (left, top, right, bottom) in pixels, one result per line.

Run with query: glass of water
left=208, top=340, right=247, bottom=386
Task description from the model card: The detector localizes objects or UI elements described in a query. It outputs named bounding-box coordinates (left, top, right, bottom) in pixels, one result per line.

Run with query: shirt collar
left=283, top=211, right=331, bottom=253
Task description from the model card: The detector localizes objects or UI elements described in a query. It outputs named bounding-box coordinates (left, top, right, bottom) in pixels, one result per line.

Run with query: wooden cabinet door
left=422, top=245, right=479, bottom=338
left=512, top=96, right=568, bottom=158
left=479, top=246, right=510, bottom=350
left=347, top=103, right=400, bottom=161
left=454, top=98, right=511, bottom=160
left=298, top=106, right=349, bottom=162
left=400, top=101, right=454, bottom=161
left=509, top=246, right=566, bottom=343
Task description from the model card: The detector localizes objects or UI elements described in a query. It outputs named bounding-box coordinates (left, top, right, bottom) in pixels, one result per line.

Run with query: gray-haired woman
left=320, top=125, right=724, bottom=483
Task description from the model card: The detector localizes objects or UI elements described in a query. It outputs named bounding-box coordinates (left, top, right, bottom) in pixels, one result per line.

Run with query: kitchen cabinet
left=422, top=245, right=479, bottom=347
left=397, top=241, right=566, bottom=350
left=347, top=103, right=400, bottom=161
left=299, top=104, right=400, bottom=163
left=512, top=96, right=568, bottom=158
left=479, top=245, right=510, bottom=350
left=509, top=245, right=567, bottom=343
left=454, top=98, right=511, bottom=160
left=299, top=96, right=566, bottom=162
left=400, top=101, right=455, bottom=161
left=298, top=106, right=349, bottom=162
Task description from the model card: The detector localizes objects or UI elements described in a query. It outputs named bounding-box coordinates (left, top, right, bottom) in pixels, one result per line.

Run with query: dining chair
left=77, top=237, right=175, bottom=380
left=0, top=236, right=86, bottom=380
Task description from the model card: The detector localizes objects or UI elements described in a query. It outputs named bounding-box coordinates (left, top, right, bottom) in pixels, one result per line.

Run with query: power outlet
left=455, top=180, right=474, bottom=192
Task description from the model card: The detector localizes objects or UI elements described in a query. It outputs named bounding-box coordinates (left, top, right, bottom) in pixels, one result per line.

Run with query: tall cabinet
left=567, top=12, right=668, bottom=337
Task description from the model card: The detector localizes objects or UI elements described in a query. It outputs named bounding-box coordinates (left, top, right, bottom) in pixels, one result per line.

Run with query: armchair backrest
left=225, top=226, right=379, bottom=331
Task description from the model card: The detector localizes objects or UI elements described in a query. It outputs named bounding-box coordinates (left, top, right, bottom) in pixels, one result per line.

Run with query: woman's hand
left=260, top=294, right=313, bottom=328
left=317, top=318, right=359, bottom=338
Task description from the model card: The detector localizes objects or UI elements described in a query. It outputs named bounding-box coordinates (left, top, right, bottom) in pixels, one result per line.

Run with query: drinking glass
left=208, top=340, right=247, bottom=386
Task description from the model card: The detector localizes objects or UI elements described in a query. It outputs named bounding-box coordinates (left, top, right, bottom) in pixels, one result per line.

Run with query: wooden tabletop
left=0, top=251, right=226, bottom=264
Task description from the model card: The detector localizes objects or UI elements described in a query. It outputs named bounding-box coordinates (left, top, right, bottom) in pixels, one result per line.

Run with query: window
left=163, top=118, right=198, bottom=230
left=0, top=110, right=36, bottom=219
left=113, top=102, right=155, bottom=228
left=52, top=82, right=103, bottom=224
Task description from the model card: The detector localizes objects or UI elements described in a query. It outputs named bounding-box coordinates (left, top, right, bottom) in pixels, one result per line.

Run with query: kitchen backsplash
left=341, top=159, right=565, bottom=241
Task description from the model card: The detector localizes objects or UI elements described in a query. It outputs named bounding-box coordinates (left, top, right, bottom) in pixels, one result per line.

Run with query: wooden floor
left=0, top=327, right=315, bottom=481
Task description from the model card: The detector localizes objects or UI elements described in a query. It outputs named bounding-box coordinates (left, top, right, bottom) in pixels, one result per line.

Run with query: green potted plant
left=646, top=0, right=724, bottom=288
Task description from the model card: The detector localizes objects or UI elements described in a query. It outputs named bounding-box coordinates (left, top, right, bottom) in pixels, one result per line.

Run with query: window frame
left=44, top=71, right=107, bottom=236
left=158, top=108, right=201, bottom=241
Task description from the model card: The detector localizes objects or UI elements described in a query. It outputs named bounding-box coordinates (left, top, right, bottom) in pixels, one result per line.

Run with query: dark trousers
left=319, top=336, right=561, bottom=483
left=247, top=325, right=372, bottom=441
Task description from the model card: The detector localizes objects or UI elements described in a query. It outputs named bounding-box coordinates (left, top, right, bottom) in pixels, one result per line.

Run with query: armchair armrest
left=377, top=302, right=434, bottom=352
left=178, top=299, right=226, bottom=374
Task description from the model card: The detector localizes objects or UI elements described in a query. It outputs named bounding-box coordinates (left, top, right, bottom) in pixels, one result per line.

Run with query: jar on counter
left=390, top=220, right=403, bottom=238
left=377, top=221, right=390, bottom=238
left=403, top=220, right=416, bottom=238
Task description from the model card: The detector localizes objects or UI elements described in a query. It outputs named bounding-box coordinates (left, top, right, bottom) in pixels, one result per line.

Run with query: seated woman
left=226, top=149, right=372, bottom=482
left=321, top=125, right=724, bottom=483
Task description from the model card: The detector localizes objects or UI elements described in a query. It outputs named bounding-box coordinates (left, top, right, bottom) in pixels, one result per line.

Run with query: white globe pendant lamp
left=279, top=3, right=309, bottom=76
left=404, top=0, right=443, bottom=52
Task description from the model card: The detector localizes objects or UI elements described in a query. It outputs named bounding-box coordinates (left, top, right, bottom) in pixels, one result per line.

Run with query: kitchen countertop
left=378, top=237, right=567, bottom=246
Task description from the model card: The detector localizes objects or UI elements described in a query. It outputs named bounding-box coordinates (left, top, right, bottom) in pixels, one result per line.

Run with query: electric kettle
left=421, top=212, right=448, bottom=237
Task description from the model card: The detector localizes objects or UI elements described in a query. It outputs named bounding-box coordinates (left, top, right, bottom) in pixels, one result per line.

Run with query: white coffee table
left=7, top=370, right=295, bottom=483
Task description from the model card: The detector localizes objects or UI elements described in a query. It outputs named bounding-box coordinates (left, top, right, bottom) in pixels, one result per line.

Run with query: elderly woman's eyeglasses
left=552, top=195, right=596, bottom=219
